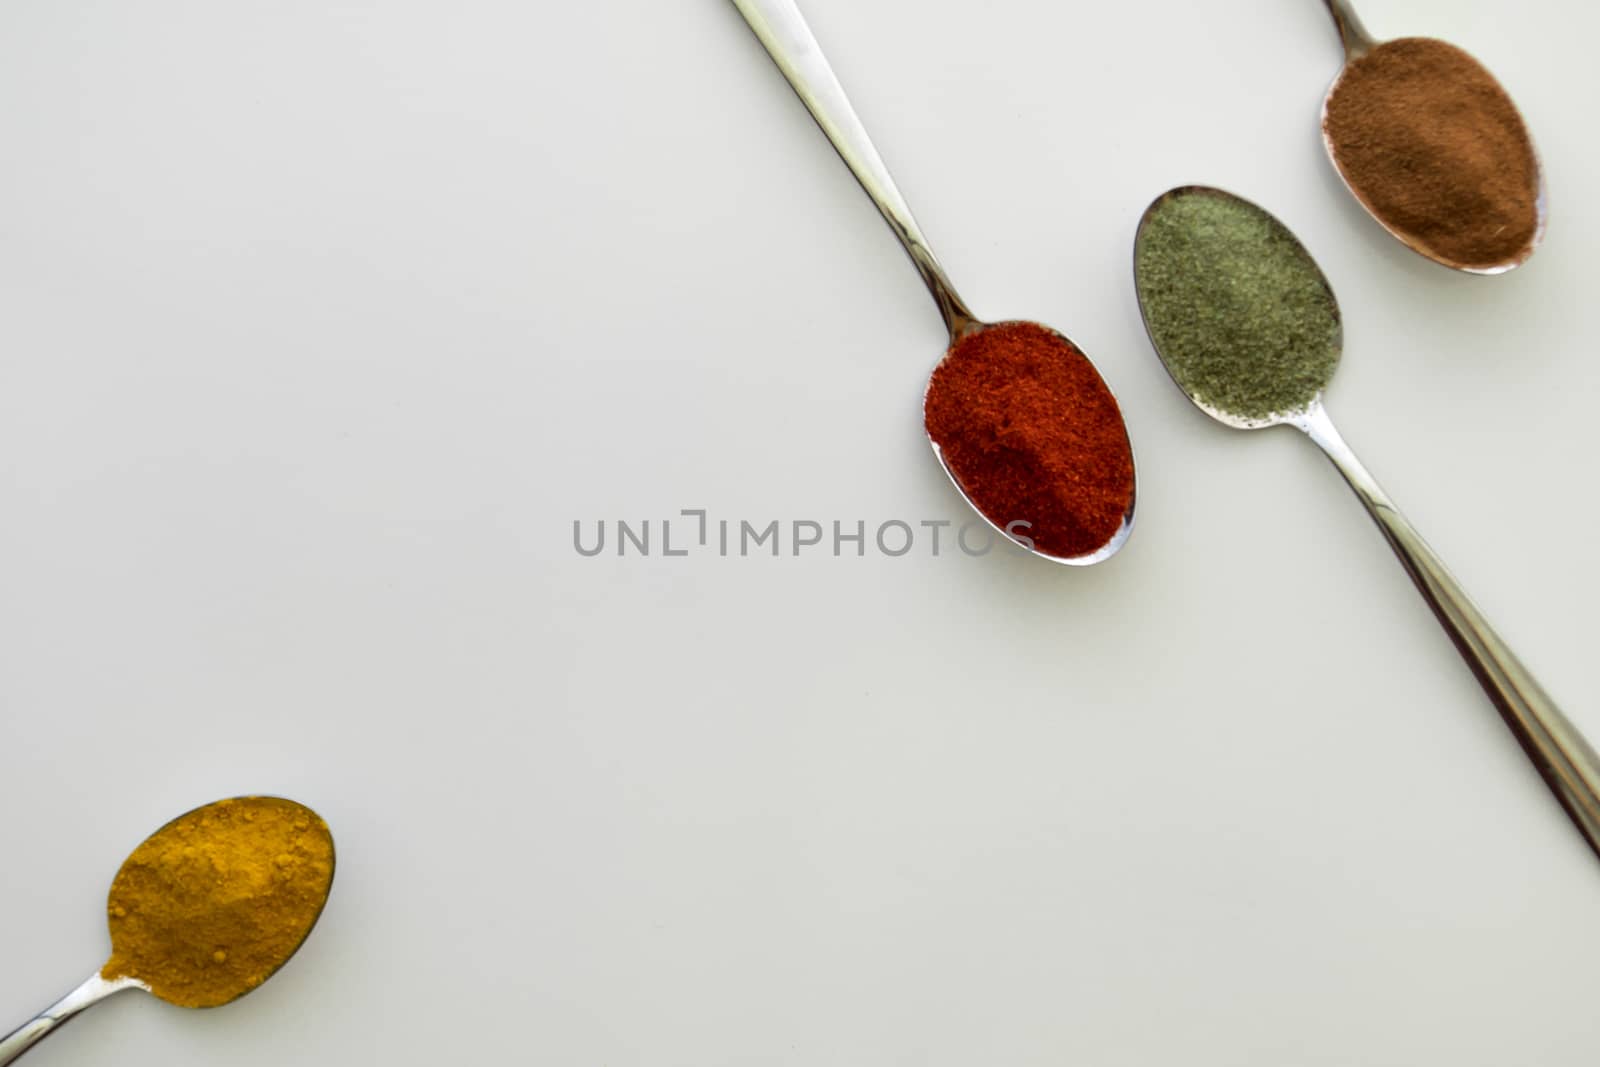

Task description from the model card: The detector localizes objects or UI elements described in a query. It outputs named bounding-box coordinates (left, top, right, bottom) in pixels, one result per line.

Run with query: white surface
left=2, top=0, right=1598, bottom=1063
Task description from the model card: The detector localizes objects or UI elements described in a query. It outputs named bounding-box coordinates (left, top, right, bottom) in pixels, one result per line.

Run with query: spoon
left=1134, top=185, right=1600, bottom=863
left=0, top=796, right=335, bottom=1065
left=729, top=0, right=1136, bottom=565
left=1319, top=0, right=1546, bottom=273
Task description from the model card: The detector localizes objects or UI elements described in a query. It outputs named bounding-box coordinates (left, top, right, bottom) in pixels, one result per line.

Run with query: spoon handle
left=1321, top=0, right=1376, bottom=58
left=727, top=0, right=978, bottom=337
left=1297, top=403, right=1600, bottom=863
left=0, top=974, right=138, bottom=1066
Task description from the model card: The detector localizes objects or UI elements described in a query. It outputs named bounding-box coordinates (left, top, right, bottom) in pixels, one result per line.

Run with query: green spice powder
left=1134, top=189, right=1341, bottom=421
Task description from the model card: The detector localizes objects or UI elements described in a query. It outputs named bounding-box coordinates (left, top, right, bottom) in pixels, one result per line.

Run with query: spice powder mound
left=103, top=796, right=335, bottom=1008
left=924, top=322, right=1133, bottom=560
left=1323, top=37, right=1540, bottom=269
left=1134, top=189, right=1341, bottom=422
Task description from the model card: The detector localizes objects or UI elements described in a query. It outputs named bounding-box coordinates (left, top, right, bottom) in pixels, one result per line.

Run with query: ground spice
left=923, top=322, right=1134, bottom=559
left=1323, top=38, right=1540, bottom=269
left=1134, top=187, right=1340, bottom=421
left=102, top=796, right=335, bottom=1008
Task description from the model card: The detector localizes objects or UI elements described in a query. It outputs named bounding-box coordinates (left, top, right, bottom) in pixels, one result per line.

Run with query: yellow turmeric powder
left=101, top=796, right=335, bottom=1008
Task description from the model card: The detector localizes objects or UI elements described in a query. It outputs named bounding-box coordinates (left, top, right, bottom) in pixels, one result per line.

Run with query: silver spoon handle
left=728, top=0, right=977, bottom=336
left=1297, top=403, right=1600, bottom=861
left=1322, top=0, right=1376, bottom=58
left=0, top=973, right=138, bottom=1066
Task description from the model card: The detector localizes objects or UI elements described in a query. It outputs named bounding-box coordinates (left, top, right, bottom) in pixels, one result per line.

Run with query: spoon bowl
left=1133, top=186, right=1342, bottom=430
left=1318, top=0, right=1546, bottom=273
left=925, top=319, right=1137, bottom=565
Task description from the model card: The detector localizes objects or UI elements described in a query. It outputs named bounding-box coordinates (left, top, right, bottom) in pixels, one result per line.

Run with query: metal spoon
left=1134, top=185, right=1600, bottom=863
left=1319, top=0, right=1547, bottom=274
left=0, top=796, right=335, bottom=1065
left=729, top=0, right=1135, bottom=565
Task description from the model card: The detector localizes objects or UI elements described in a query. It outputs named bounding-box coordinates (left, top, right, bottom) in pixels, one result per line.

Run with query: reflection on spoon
left=0, top=797, right=335, bottom=1065
left=1134, top=185, right=1600, bottom=864
left=1319, top=0, right=1545, bottom=273
left=729, top=0, right=1136, bottom=564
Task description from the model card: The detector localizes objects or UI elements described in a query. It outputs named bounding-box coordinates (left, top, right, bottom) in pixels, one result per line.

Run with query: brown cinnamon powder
left=1323, top=37, right=1540, bottom=269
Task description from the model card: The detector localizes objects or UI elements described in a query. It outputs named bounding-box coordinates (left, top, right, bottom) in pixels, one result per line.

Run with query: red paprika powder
left=924, top=322, right=1134, bottom=560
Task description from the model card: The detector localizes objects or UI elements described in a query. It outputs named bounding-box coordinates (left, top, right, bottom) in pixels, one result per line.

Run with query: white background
left=2, top=0, right=1598, bottom=1063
